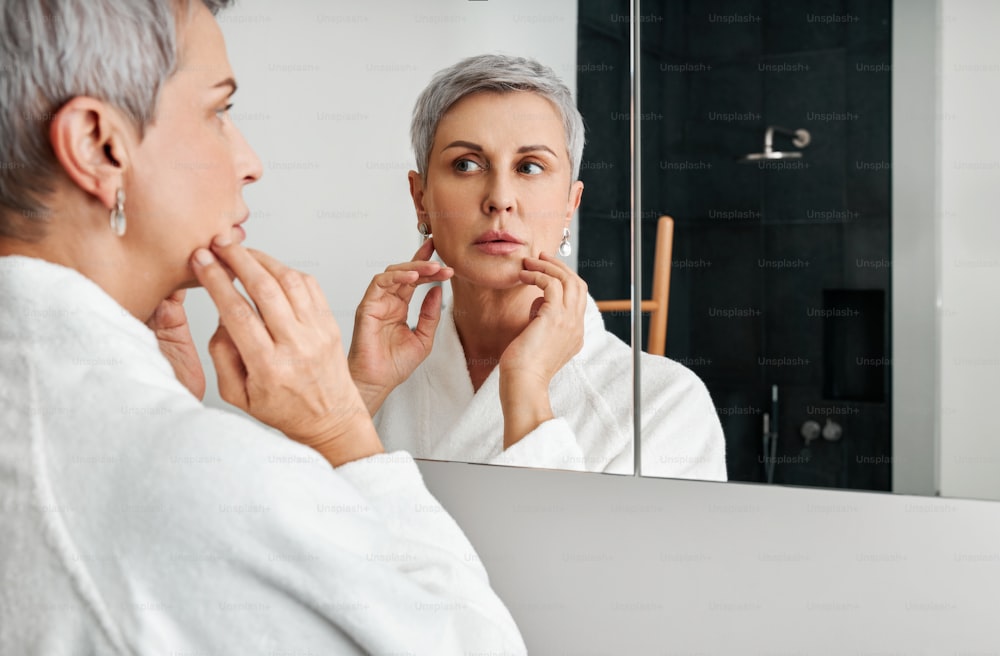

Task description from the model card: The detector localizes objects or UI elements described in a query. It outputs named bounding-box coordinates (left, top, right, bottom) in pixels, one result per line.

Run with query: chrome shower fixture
left=741, top=125, right=811, bottom=161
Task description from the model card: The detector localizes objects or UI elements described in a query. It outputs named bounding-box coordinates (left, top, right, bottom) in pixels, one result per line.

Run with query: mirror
left=195, top=1, right=640, bottom=474
left=632, top=0, right=1000, bottom=502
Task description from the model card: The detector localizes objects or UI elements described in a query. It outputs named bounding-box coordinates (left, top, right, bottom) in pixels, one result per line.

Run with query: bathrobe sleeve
left=97, top=409, right=527, bottom=655
left=334, top=451, right=529, bottom=651
left=485, top=418, right=588, bottom=471
left=637, top=354, right=728, bottom=481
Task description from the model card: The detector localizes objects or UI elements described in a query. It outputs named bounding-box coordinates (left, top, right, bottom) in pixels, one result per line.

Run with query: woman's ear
left=48, top=97, right=132, bottom=210
left=408, top=169, right=431, bottom=231
left=565, top=180, right=584, bottom=220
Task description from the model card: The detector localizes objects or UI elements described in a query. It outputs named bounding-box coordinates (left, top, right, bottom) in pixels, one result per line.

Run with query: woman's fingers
left=303, top=273, right=327, bottom=309
left=384, top=259, right=453, bottom=285
left=363, top=265, right=452, bottom=310
left=519, top=270, right=564, bottom=308
left=208, top=238, right=298, bottom=341
left=245, top=248, right=316, bottom=323
left=208, top=323, right=249, bottom=410
left=191, top=248, right=272, bottom=367
left=359, top=269, right=419, bottom=310
left=523, top=252, right=587, bottom=308
left=411, top=236, right=436, bottom=261
left=147, top=293, right=186, bottom=331
left=518, top=269, right=565, bottom=311
left=522, top=252, right=578, bottom=282
left=528, top=296, right=545, bottom=321
left=412, top=285, right=444, bottom=348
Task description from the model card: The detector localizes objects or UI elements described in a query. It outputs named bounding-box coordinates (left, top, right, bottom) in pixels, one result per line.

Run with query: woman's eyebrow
left=442, top=140, right=482, bottom=152
left=441, top=141, right=557, bottom=158
left=517, top=144, right=557, bottom=157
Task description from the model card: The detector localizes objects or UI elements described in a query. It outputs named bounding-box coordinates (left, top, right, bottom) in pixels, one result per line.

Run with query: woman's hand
left=191, top=233, right=383, bottom=468
left=499, top=252, right=587, bottom=449
left=348, top=238, right=454, bottom=416
left=147, top=289, right=206, bottom=401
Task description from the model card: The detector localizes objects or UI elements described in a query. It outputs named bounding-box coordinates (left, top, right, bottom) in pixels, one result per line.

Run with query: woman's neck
left=0, top=224, right=171, bottom=323
left=450, top=277, right=538, bottom=391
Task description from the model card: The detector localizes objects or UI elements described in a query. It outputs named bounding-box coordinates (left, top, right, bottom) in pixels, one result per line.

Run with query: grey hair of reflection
left=410, top=54, right=586, bottom=182
left=0, top=0, right=232, bottom=241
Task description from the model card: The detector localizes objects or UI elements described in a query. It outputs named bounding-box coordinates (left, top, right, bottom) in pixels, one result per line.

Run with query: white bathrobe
left=0, top=256, right=525, bottom=655
left=375, top=291, right=727, bottom=480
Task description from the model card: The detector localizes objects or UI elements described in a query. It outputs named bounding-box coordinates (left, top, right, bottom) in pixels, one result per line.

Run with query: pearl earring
left=558, top=227, right=572, bottom=257
left=109, top=188, right=126, bottom=237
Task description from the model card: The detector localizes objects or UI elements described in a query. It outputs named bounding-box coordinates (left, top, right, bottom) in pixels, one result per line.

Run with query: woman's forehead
left=173, top=1, right=232, bottom=81
left=434, top=91, right=566, bottom=148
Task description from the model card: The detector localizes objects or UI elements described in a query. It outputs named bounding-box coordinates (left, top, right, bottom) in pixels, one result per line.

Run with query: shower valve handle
left=800, top=420, right=821, bottom=444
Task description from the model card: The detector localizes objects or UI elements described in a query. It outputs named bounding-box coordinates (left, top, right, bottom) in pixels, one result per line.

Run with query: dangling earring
left=558, top=227, right=572, bottom=257
left=109, top=188, right=126, bottom=237
left=418, top=222, right=431, bottom=240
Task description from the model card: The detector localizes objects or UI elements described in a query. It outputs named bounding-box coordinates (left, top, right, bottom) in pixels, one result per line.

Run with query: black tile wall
left=579, top=0, right=892, bottom=491
left=577, top=4, right=632, bottom=341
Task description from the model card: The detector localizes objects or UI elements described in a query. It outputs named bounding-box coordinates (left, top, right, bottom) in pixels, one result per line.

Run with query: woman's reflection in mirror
left=349, top=54, right=727, bottom=480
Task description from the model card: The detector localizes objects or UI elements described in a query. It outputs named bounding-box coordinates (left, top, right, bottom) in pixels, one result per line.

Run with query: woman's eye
left=454, top=158, right=483, bottom=173
left=215, top=103, right=233, bottom=121
left=519, top=162, right=544, bottom=175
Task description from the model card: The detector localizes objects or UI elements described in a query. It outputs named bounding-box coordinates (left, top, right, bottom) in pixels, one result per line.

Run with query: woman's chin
left=453, top=267, right=524, bottom=291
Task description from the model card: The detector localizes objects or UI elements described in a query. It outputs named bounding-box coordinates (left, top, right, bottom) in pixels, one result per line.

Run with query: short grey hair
left=0, top=0, right=232, bottom=241
left=410, top=53, right=586, bottom=183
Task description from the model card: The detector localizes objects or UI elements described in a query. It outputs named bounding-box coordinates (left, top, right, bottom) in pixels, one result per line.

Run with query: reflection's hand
left=348, top=238, right=454, bottom=416
left=498, top=252, right=587, bottom=448
left=191, top=234, right=383, bottom=468
left=147, top=289, right=206, bottom=401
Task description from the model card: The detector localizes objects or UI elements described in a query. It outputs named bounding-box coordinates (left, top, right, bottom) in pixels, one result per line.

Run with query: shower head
left=739, top=126, right=811, bottom=162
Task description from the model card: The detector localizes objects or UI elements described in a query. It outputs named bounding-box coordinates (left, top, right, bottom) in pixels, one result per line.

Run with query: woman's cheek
left=435, top=239, right=456, bottom=269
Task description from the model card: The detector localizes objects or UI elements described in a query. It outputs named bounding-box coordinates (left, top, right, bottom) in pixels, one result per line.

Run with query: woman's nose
left=233, top=127, right=263, bottom=185
left=482, top=171, right=514, bottom=215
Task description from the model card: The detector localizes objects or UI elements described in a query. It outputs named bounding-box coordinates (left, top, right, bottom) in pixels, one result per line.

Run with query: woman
left=349, top=54, right=727, bottom=480
left=0, top=2, right=523, bottom=653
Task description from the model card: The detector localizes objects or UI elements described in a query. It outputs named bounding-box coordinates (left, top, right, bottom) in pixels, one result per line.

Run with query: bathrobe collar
left=0, top=255, right=172, bottom=380
left=417, top=291, right=621, bottom=463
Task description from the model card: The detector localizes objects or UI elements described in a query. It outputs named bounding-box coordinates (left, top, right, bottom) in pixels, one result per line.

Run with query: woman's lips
left=474, top=241, right=523, bottom=255
left=473, top=230, right=525, bottom=255
left=233, top=212, right=249, bottom=243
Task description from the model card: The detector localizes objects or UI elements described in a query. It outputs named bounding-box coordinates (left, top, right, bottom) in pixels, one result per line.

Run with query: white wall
left=937, top=0, right=1000, bottom=499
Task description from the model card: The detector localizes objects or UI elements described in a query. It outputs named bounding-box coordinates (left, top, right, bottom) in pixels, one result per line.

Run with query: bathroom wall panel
left=760, top=50, right=847, bottom=224
left=710, top=381, right=771, bottom=482
left=683, top=0, right=764, bottom=60
left=845, top=53, right=892, bottom=218
left=764, top=0, right=848, bottom=55
left=575, top=30, right=630, bottom=217
left=846, top=0, right=892, bottom=52
left=576, top=8, right=631, bottom=338
left=761, top=222, right=844, bottom=386
left=842, top=218, right=890, bottom=289
left=681, top=223, right=764, bottom=381
left=586, top=0, right=892, bottom=490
